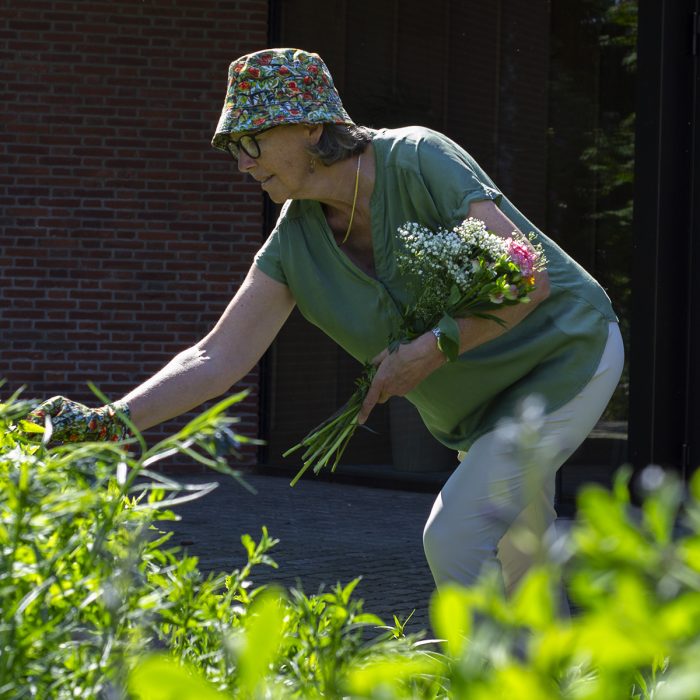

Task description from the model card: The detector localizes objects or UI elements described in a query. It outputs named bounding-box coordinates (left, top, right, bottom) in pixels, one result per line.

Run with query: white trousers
left=423, top=322, right=624, bottom=595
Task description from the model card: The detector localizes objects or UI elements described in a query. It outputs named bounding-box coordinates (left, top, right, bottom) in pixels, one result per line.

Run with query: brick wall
left=1, top=0, right=269, bottom=465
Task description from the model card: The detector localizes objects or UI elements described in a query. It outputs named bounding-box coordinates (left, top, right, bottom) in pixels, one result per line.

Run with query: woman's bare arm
left=122, top=265, right=295, bottom=431
left=451, top=199, right=550, bottom=352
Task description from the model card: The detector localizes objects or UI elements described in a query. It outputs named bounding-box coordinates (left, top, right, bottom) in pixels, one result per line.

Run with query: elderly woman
left=29, top=48, right=623, bottom=595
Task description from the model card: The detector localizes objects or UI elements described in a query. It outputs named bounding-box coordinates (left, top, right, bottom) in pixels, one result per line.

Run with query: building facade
left=2, top=1, right=698, bottom=503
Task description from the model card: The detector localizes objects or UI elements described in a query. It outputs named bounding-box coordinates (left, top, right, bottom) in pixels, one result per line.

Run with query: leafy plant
left=0, top=388, right=405, bottom=699
left=4, top=384, right=700, bottom=699
left=0, top=388, right=265, bottom=698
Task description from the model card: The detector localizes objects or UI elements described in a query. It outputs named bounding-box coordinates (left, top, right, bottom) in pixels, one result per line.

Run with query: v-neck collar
left=315, top=135, right=387, bottom=285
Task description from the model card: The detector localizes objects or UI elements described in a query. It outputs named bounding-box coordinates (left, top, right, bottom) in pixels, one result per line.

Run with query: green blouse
left=254, top=126, right=617, bottom=451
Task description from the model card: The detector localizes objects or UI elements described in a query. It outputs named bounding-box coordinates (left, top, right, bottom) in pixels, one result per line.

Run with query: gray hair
left=308, top=124, right=375, bottom=165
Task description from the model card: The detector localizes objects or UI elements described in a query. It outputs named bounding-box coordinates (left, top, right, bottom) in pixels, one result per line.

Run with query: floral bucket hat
left=211, top=48, right=355, bottom=152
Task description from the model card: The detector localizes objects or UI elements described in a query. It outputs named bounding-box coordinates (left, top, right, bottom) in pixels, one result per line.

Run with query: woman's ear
left=305, top=123, right=323, bottom=146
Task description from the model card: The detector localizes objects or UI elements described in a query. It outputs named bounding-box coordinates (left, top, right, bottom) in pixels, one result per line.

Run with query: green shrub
left=0, top=390, right=415, bottom=699
left=3, top=387, right=700, bottom=699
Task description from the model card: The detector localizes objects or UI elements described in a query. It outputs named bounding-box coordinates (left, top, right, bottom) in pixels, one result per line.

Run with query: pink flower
left=507, top=237, right=537, bottom=277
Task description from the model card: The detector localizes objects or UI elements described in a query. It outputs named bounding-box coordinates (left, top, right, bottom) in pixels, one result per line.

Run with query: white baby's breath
left=396, top=218, right=513, bottom=330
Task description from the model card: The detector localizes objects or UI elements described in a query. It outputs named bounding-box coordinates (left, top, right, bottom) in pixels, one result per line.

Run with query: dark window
left=261, top=0, right=699, bottom=497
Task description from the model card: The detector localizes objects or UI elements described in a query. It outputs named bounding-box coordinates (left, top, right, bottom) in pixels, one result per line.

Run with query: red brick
left=3, top=0, right=268, bottom=466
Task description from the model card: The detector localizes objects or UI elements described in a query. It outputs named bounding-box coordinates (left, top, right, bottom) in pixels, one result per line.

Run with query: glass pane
left=547, top=0, right=636, bottom=487
left=267, top=0, right=637, bottom=485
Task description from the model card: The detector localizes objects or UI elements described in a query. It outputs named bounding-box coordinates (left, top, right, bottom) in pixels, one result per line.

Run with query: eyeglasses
left=225, top=127, right=274, bottom=161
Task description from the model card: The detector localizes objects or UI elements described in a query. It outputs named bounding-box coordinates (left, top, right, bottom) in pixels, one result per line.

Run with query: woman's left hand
left=24, top=396, right=131, bottom=444
left=357, top=333, right=445, bottom=425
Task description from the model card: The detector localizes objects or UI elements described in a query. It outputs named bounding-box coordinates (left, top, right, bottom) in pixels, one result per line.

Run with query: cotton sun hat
left=211, top=48, right=355, bottom=152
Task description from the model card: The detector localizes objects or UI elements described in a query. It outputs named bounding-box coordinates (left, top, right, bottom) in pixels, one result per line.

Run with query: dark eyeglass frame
left=225, top=127, right=275, bottom=161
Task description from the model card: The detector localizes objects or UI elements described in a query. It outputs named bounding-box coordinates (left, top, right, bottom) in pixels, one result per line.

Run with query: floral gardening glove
left=25, top=396, right=131, bottom=443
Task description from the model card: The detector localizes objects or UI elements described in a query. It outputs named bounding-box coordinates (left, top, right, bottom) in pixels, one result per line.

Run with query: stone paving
left=167, top=471, right=439, bottom=635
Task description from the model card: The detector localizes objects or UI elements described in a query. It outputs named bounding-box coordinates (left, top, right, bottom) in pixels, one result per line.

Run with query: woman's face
left=235, top=124, right=320, bottom=204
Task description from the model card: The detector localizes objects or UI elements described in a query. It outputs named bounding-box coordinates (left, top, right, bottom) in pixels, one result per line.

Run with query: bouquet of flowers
left=284, top=217, right=546, bottom=486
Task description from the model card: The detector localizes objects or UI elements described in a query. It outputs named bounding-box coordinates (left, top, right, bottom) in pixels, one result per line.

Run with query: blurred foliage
left=3, top=384, right=700, bottom=698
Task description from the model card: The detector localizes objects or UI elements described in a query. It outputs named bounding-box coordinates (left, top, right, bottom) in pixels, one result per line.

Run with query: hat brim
left=211, top=104, right=354, bottom=152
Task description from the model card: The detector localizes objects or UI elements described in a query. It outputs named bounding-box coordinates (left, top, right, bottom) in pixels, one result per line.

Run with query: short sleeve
left=253, top=202, right=290, bottom=285
left=415, top=130, right=503, bottom=225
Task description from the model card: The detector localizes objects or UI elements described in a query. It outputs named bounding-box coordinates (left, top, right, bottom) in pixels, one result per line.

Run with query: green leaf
left=436, top=313, right=461, bottom=362
left=241, top=533, right=255, bottom=559
left=128, top=655, right=229, bottom=700
left=341, top=576, right=361, bottom=603
left=354, top=612, right=385, bottom=626
left=447, top=283, right=462, bottom=306
left=690, top=467, right=700, bottom=503
left=348, top=654, right=442, bottom=696
left=17, top=419, right=44, bottom=434
left=430, top=584, right=472, bottom=656
left=236, top=589, right=286, bottom=695
left=471, top=310, right=508, bottom=327
left=511, top=566, right=555, bottom=630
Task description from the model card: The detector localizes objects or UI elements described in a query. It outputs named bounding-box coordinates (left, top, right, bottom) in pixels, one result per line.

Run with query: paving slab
left=167, top=471, right=439, bottom=635
left=167, top=470, right=576, bottom=636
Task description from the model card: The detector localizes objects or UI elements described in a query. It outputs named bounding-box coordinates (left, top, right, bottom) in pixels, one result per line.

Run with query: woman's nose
left=237, top=151, right=255, bottom=173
